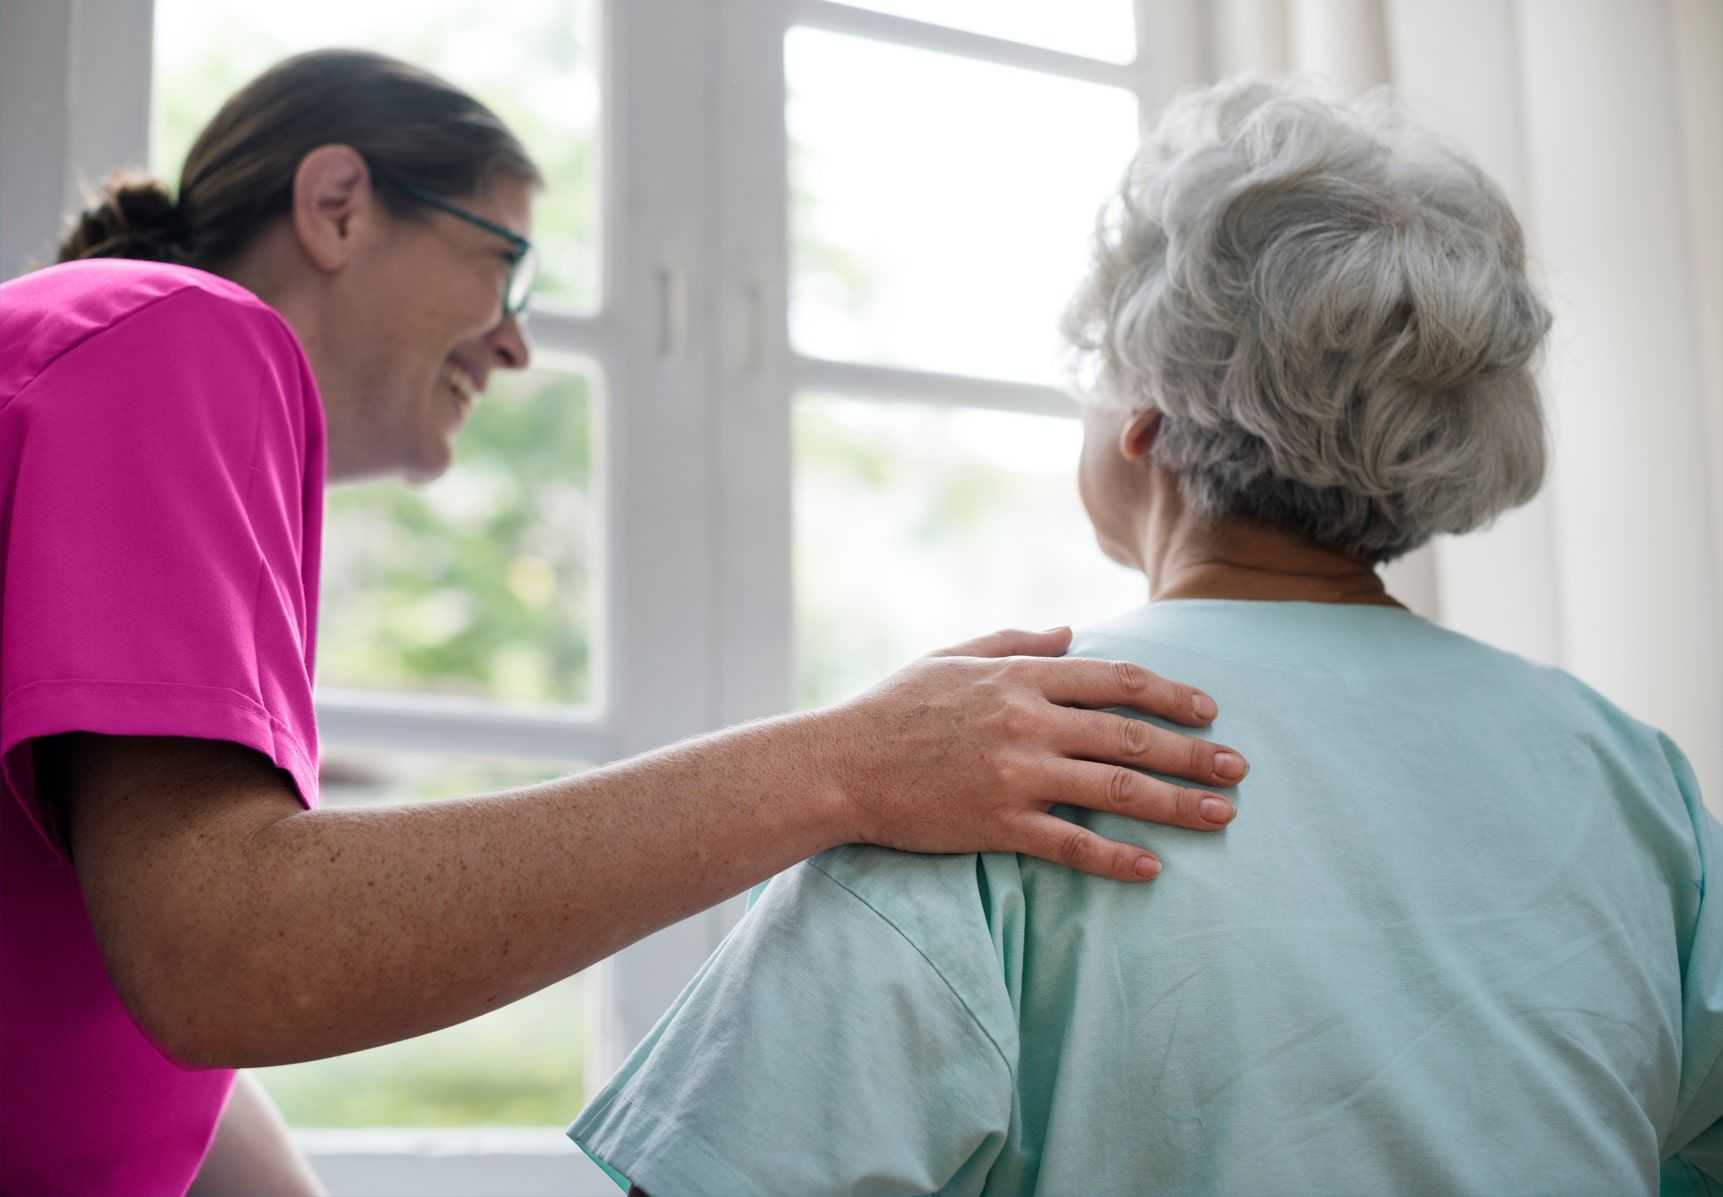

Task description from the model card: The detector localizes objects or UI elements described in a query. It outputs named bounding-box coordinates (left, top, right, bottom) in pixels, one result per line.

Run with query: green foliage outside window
left=319, top=370, right=596, bottom=708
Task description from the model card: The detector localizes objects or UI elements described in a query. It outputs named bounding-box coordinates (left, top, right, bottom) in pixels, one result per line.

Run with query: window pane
left=787, top=28, right=1138, bottom=383
left=151, top=0, right=600, bottom=312
left=831, top=0, right=1137, bottom=63
left=255, top=752, right=589, bottom=1127
left=318, top=363, right=599, bottom=708
left=795, top=396, right=1145, bottom=708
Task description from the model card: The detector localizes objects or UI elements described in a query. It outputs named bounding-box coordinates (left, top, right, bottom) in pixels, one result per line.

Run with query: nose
left=486, top=312, right=532, bottom=373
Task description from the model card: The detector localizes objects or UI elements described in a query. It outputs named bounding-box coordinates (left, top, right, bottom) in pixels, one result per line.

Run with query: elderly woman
left=568, top=79, right=1720, bottom=1195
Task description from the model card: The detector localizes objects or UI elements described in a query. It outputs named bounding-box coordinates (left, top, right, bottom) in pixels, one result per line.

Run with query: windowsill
left=297, top=1126, right=574, bottom=1153
left=296, top=1128, right=613, bottom=1197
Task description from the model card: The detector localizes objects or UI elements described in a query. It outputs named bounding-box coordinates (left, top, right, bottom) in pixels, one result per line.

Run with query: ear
left=290, top=145, right=378, bottom=274
left=1117, top=409, right=1162, bottom=463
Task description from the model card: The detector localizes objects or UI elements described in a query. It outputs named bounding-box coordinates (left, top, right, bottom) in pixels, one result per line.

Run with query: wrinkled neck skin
left=1133, top=468, right=1406, bottom=610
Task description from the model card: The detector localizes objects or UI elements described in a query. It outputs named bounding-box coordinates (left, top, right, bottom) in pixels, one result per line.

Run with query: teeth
left=444, top=363, right=478, bottom=402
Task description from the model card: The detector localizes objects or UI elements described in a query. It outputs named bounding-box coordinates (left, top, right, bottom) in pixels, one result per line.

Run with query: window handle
left=654, top=264, right=686, bottom=361
left=740, top=280, right=764, bottom=375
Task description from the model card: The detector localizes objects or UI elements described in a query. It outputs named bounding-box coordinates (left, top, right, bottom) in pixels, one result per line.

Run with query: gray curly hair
left=1063, top=78, right=1552, bottom=564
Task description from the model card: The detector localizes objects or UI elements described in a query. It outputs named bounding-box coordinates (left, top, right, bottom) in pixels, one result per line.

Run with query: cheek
left=391, top=246, right=494, bottom=348
left=1076, top=427, right=1119, bottom=530
left=424, top=284, right=489, bottom=347
left=457, top=272, right=502, bottom=334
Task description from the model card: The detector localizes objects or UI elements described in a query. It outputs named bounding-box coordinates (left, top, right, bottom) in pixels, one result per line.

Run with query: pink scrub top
left=0, top=259, right=325, bottom=1195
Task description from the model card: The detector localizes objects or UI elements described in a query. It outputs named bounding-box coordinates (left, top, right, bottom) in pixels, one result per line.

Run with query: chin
left=403, top=440, right=456, bottom=485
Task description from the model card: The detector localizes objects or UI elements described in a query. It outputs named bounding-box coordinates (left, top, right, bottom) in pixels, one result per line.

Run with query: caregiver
left=0, top=48, right=1251, bottom=1196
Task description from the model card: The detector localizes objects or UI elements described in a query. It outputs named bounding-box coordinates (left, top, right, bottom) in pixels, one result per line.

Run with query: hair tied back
left=57, top=170, right=192, bottom=265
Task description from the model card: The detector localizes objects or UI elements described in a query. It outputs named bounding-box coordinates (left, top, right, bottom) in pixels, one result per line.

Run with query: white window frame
left=6, top=0, right=1438, bottom=1190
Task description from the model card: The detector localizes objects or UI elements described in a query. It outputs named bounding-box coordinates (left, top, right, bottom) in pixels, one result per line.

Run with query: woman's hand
left=825, top=626, right=1247, bottom=881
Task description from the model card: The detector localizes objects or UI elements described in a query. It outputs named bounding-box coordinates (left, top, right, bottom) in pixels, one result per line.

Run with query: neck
left=1135, top=500, right=1404, bottom=610
left=214, top=238, right=368, bottom=483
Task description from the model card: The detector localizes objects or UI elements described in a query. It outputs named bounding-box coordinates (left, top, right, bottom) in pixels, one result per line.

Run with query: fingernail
left=1200, top=797, right=1234, bottom=824
left=1192, top=693, right=1217, bottom=721
left=1214, top=751, right=1246, bottom=779
left=1041, top=625, right=1069, bottom=635
left=1134, top=855, right=1162, bottom=879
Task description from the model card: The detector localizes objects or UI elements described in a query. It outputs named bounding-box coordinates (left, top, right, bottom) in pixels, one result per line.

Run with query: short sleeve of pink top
left=0, top=259, right=325, bottom=1196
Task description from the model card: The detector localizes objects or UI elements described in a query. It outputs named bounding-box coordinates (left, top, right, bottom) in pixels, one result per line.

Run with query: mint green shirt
left=570, top=601, right=1721, bottom=1195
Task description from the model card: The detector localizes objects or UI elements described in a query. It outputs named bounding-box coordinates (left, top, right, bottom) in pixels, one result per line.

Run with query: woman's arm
left=187, top=1072, right=326, bottom=1197
left=45, top=628, right=1245, bottom=1067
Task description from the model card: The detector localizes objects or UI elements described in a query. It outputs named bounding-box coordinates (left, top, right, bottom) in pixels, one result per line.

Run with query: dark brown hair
left=56, top=48, right=543, bottom=268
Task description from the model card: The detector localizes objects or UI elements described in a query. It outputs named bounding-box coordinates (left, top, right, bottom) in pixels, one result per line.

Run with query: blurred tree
left=318, top=371, right=595, bottom=706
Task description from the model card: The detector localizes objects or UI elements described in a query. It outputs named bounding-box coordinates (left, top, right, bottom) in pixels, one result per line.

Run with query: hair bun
left=55, top=171, right=190, bottom=264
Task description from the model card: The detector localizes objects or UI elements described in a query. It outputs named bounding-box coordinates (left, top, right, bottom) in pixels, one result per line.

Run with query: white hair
left=1063, top=78, right=1552, bottom=563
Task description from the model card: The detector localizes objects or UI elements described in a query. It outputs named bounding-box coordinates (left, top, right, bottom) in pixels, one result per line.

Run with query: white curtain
left=1141, top=0, right=1723, bottom=806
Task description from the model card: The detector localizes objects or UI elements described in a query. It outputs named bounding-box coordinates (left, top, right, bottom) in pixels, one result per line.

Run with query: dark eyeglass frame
left=377, top=173, right=537, bottom=320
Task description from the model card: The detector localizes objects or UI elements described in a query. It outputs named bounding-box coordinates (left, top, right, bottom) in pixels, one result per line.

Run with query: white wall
left=1516, top=0, right=1722, bottom=803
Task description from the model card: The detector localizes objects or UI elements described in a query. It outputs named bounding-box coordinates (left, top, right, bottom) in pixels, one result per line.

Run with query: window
left=796, top=398, right=1145, bottom=707
left=781, top=13, right=1147, bottom=708
left=317, top=361, right=601, bottom=710
left=138, top=0, right=1164, bottom=1189
left=785, top=25, right=1138, bottom=381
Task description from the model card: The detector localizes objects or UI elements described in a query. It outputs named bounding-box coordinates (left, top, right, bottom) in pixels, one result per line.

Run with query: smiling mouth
left=442, top=360, right=480, bottom=411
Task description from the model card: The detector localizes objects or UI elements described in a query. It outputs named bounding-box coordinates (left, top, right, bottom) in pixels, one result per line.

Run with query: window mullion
left=596, top=0, right=720, bottom=762
left=794, top=0, right=1135, bottom=87
left=795, top=355, right=1077, bottom=420
left=584, top=0, right=734, bottom=1087
left=710, top=0, right=796, bottom=735
left=671, top=0, right=803, bottom=957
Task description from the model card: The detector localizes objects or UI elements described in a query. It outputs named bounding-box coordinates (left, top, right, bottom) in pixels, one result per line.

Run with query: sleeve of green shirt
left=568, top=849, right=1017, bottom=1196
left=1662, top=734, right=1723, bottom=1193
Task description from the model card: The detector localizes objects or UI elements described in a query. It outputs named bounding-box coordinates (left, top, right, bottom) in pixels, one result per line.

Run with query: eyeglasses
left=381, top=175, right=537, bottom=321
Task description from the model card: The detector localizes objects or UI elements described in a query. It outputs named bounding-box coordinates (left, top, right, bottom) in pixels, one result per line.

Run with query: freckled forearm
left=167, top=711, right=850, bottom=1066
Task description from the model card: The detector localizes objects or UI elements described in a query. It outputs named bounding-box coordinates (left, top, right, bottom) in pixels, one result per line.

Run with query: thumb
left=930, top=625, right=1073, bottom=659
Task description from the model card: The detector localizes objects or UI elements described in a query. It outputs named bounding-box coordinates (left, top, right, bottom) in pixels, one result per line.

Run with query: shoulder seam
left=2, top=281, right=277, bottom=413
left=804, top=856, right=1017, bottom=1086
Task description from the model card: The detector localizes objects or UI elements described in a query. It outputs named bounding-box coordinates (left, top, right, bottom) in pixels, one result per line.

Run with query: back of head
left=55, top=48, right=542, bottom=272
left=1063, top=78, right=1553, bottom=564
